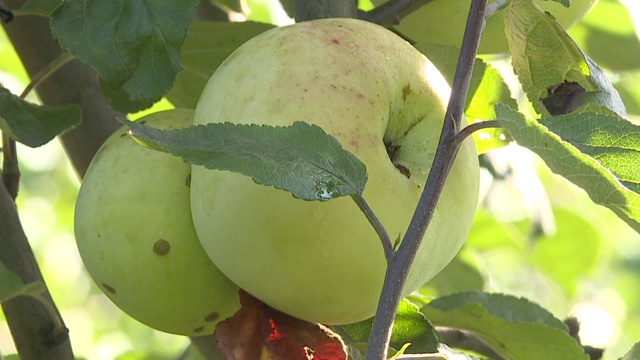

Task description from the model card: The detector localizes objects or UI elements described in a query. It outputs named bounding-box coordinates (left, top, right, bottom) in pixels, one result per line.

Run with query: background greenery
left=1, top=0, right=639, bottom=359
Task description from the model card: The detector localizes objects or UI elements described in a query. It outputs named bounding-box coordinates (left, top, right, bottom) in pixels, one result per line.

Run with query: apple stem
left=365, top=0, right=489, bottom=359
left=351, top=195, right=394, bottom=262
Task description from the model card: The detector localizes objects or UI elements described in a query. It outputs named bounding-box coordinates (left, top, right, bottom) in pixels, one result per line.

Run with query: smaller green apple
left=74, top=109, right=240, bottom=336
left=370, top=0, right=599, bottom=54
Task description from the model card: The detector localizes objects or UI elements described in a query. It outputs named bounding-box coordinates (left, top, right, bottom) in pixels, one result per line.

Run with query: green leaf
left=122, top=119, right=367, bottom=201
left=419, top=257, right=485, bottom=297
left=495, top=103, right=640, bottom=233
left=568, top=0, right=640, bottom=72
left=620, top=343, right=640, bottom=360
left=415, top=43, right=515, bottom=153
left=529, top=209, right=601, bottom=295
left=0, top=261, right=46, bottom=303
left=167, top=21, right=275, bottom=108
left=422, top=291, right=589, bottom=360
left=338, top=299, right=438, bottom=354
left=0, top=87, right=82, bottom=147
left=50, top=0, right=198, bottom=101
left=505, top=0, right=626, bottom=118
left=539, top=111, right=640, bottom=192
left=13, top=0, right=63, bottom=16
left=98, top=77, right=159, bottom=114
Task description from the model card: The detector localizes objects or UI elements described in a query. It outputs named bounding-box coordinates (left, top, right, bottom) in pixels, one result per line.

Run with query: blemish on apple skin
left=402, top=84, right=412, bottom=101
left=193, top=326, right=204, bottom=333
left=395, top=164, right=411, bottom=178
left=102, top=283, right=116, bottom=294
left=153, top=239, right=171, bottom=256
left=185, top=174, right=191, bottom=187
left=330, top=38, right=340, bottom=45
left=204, top=312, right=220, bottom=322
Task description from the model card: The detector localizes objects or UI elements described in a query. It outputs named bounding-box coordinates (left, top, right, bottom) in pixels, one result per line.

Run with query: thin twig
left=351, top=195, right=394, bottom=262
left=359, top=0, right=436, bottom=27
left=454, top=120, right=502, bottom=146
left=19, top=52, right=74, bottom=99
left=365, top=0, right=489, bottom=359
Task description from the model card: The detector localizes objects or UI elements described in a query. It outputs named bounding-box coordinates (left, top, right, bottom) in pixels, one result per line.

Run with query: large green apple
left=370, top=0, right=598, bottom=54
left=74, top=109, right=240, bottom=336
left=191, top=19, right=479, bottom=325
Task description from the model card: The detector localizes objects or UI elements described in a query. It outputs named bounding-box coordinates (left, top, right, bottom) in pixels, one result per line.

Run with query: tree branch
left=2, top=0, right=122, bottom=178
left=0, top=183, right=74, bottom=360
left=365, top=0, right=488, bottom=358
left=2, top=2, right=229, bottom=359
left=1, top=133, right=19, bottom=199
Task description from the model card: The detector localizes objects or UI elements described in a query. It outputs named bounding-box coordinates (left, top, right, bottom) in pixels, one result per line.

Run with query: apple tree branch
left=365, top=0, right=488, bottom=358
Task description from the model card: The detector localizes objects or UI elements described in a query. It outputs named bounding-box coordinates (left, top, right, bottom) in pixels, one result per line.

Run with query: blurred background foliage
left=1, top=0, right=639, bottom=359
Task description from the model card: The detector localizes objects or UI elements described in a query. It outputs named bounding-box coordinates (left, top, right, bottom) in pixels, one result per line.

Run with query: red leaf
left=215, top=290, right=348, bottom=360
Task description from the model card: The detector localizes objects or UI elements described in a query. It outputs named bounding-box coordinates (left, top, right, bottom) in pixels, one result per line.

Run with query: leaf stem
left=351, top=195, right=394, bottom=262
left=31, top=293, right=69, bottom=344
left=453, top=120, right=502, bottom=146
left=19, top=52, right=74, bottom=99
left=365, top=0, right=488, bottom=359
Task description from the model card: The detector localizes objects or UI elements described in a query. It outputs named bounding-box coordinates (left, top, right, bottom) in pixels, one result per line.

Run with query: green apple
left=191, top=19, right=479, bottom=325
left=74, top=109, right=240, bottom=336
left=370, top=0, right=599, bottom=54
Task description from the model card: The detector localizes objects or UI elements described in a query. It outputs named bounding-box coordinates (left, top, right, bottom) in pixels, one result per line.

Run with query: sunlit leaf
left=620, top=342, right=640, bottom=360
left=0, top=87, right=81, bottom=147
left=422, top=291, right=589, bottom=360
left=495, top=103, right=640, bottom=233
left=338, top=299, right=438, bottom=354
left=529, top=209, right=601, bottom=295
left=122, top=119, right=367, bottom=201
left=569, top=0, right=640, bottom=72
left=505, top=0, right=626, bottom=118
left=415, top=43, right=515, bottom=153
left=167, top=20, right=274, bottom=108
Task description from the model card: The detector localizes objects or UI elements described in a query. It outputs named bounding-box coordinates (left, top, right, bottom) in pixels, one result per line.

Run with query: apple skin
left=371, top=0, right=598, bottom=54
left=191, top=19, right=479, bottom=325
left=74, top=109, right=240, bottom=336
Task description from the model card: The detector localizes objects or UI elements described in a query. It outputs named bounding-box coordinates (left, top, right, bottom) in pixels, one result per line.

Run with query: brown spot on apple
left=102, top=283, right=116, bottom=294
left=402, top=84, right=412, bottom=101
left=330, top=38, right=340, bottom=45
left=185, top=174, right=191, bottom=187
left=153, top=239, right=171, bottom=256
left=205, top=312, right=220, bottom=322
left=385, top=141, right=401, bottom=160
left=395, top=164, right=411, bottom=178
left=193, top=326, right=204, bottom=333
